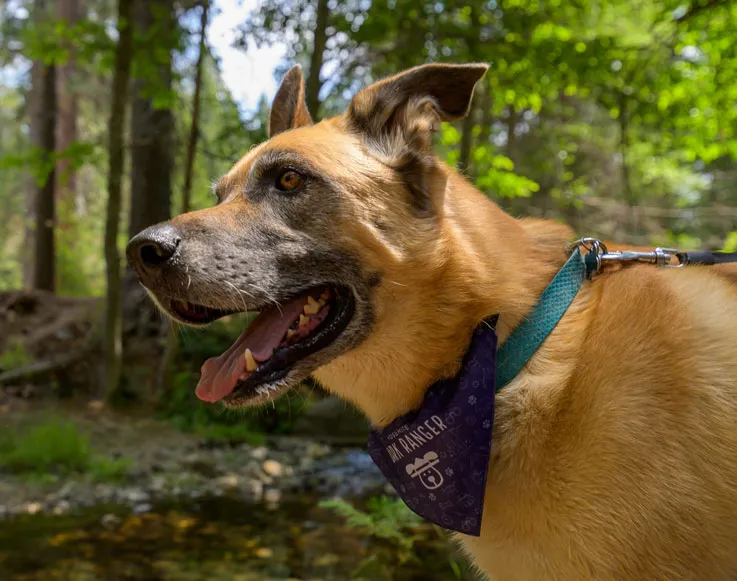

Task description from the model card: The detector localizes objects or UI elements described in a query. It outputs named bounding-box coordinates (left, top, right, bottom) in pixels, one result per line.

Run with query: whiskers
left=224, top=280, right=254, bottom=315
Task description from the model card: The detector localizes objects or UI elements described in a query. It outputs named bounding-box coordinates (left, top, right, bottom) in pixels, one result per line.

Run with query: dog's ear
left=347, top=63, right=488, bottom=154
left=345, top=63, right=488, bottom=215
left=269, top=65, right=314, bottom=137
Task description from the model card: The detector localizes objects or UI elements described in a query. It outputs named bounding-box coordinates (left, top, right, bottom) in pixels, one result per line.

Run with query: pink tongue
left=195, top=298, right=306, bottom=403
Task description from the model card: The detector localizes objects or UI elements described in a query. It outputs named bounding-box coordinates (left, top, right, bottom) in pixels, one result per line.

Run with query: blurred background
left=1, top=0, right=736, bottom=579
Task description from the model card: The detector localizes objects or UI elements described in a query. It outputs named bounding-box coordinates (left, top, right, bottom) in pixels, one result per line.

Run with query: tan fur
left=161, top=65, right=737, bottom=578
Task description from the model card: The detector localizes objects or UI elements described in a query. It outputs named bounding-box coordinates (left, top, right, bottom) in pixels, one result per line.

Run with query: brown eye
left=276, top=170, right=304, bottom=191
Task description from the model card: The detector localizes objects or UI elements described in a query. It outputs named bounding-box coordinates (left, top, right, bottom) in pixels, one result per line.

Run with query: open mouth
left=188, top=285, right=355, bottom=404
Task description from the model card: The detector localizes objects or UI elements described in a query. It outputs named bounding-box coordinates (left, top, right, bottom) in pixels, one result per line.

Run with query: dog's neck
left=314, top=170, right=573, bottom=427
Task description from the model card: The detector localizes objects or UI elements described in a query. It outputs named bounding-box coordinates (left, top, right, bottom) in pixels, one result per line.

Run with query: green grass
left=0, top=419, right=131, bottom=482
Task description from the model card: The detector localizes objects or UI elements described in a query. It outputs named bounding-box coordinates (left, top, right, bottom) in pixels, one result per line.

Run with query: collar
left=495, top=247, right=586, bottom=390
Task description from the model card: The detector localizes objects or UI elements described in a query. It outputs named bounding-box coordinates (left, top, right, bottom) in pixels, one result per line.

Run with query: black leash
left=571, top=238, right=737, bottom=279
left=680, top=250, right=737, bottom=266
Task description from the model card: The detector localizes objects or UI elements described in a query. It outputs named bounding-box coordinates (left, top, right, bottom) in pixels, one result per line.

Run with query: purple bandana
left=367, top=322, right=497, bottom=536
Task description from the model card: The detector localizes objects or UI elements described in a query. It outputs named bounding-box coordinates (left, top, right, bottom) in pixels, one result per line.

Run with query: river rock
left=262, top=460, right=283, bottom=477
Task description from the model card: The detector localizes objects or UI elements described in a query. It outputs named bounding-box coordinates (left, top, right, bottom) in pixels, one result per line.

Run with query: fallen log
left=0, top=350, right=90, bottom=385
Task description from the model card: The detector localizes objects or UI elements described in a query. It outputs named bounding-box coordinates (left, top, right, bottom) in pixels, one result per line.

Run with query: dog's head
left=127, top=63, right=488, bottom=412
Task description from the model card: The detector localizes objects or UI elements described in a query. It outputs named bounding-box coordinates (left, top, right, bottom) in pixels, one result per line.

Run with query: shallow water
left=0, top=495, right=475, bottom=580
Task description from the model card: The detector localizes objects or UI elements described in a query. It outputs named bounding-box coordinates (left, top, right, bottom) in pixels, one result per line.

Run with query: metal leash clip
left=570, top=238, right=687, bottom=278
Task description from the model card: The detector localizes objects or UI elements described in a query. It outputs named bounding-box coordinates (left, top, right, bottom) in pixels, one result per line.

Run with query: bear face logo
left=406, top=451, right=444, bottom=490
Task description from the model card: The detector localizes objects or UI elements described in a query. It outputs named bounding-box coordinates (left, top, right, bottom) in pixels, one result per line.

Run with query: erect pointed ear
left=347, top=63, right=488, bottom=156
left=269, top=65, right=314, bottom=137
left=345, top=63, right=488, bottom=215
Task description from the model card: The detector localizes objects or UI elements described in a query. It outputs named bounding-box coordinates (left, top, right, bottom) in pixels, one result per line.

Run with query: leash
left=573, top=237, right=737, bottom=279
left=495, top=238, right=737, bottom=391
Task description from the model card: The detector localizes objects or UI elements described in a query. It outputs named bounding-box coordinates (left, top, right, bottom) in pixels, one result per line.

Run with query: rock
left=124, top=488, right=149, bottom=504
left=248, top=479, right=264, bottom=501
left=262, top=460, right=283, bottom=477
left=53, top=500, right=71, bottom=515
left=25, top=502, right=42, bottom=515
left=182, top=454, right=219, bottom=478
left=264, top=487, right=282, bottom=506
left=149, top=476, right=166, bottom=493
left=251, top=446, right=268, bottom=461
left=101, top=513, right=121, bottom=529
left=57, top=482, right=75, bottom=500
left=216, top=473, right=239, bottom=490
left=133, top=503, right=152, bottom=514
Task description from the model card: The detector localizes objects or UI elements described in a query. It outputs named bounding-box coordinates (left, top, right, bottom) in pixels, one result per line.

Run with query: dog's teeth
left=304, top=296, right=320, bottom=314
left=299, top=314, right=309, bottom=327
left=286, top=329, right=297, bottom=340
left=244, top=348, right=257, bottom=372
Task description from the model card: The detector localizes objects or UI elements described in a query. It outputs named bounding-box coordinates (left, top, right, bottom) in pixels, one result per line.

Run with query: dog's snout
left=127, top=223, right=181, bottom=272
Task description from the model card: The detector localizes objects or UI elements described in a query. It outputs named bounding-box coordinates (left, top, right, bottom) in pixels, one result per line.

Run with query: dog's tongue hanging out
left=195, top=292, right=330, bottom=403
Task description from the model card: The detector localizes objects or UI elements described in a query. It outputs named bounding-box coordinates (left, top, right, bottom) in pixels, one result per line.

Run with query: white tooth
left=244, top=348, right=257, bottom=372
left=299, top=314, right=309, bottom=327
left=287, top=329, right=297, bottom=340
left=304, top=296, right=320, bottom=314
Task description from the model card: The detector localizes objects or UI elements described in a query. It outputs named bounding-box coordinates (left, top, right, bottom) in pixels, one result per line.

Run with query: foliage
left=0, top=419, right=131, bottom=482
left=0, top=338, right=33, bottom=371
left=320, top=496, right=423, bottom=560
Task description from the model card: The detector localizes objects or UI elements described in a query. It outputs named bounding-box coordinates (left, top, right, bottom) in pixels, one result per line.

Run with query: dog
left=127, top=63, right=737, bottom=580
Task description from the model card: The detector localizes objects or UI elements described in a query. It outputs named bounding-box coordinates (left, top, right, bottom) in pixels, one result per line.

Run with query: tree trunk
left=127, top=0, right=174, bottom=240
left=305, top=0, right=329, bottom=119
left=181, top=1, right=208, bottom=215
left=55, top=0, right=79, bottom=206
left=24, top=0, right=51, bottom=290
left=104, top=0, right=135, bottom=400
left=31, top=63, right=57, bottom=292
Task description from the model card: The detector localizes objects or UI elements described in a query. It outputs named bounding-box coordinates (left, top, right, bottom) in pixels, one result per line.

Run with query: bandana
left=367, top=321, right=497, bottom=536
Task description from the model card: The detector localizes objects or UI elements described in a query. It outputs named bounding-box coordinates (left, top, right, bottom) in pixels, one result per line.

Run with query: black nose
left=126, top=223, right=181, bottom=271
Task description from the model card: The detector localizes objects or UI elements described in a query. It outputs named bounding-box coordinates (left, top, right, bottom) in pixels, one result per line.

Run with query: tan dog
left=127, top=63, right=737, bottom=580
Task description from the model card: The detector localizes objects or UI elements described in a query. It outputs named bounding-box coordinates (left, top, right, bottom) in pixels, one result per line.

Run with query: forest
left=0, top=0, right=736, bottom=579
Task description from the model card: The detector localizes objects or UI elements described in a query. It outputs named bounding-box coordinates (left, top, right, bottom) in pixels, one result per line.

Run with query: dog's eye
left=275, top=170, right=304, bottom=192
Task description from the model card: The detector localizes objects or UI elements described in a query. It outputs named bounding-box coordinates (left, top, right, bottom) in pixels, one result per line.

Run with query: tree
left=305, top=0, right=329, bottom=118
left=28, top=0, right=57, bottom=293
left=181, top=1, right=208, bottom=215
left=127, top=0, right=176, bottom=241
left=104, top=0, right=135, bottom=399
left=55, top=0, right=79, bottom=204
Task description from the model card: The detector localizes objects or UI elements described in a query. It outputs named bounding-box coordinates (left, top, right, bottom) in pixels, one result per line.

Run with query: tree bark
left=182, top=1, right=209, bottom=215
left=127, top=0, right=174, bottom=240
left=31, top=63, right=57, bottom=292
left=104, top=0, right=135, bottom=400
left=305, top=0, right=329, bottom=119
left=24, top=0, right=52, bottom=290
left=55, top=0, right=79, bottom=206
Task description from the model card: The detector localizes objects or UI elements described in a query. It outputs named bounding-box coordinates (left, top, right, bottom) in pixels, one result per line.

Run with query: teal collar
left=495, top=247, right=586, bottom=391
